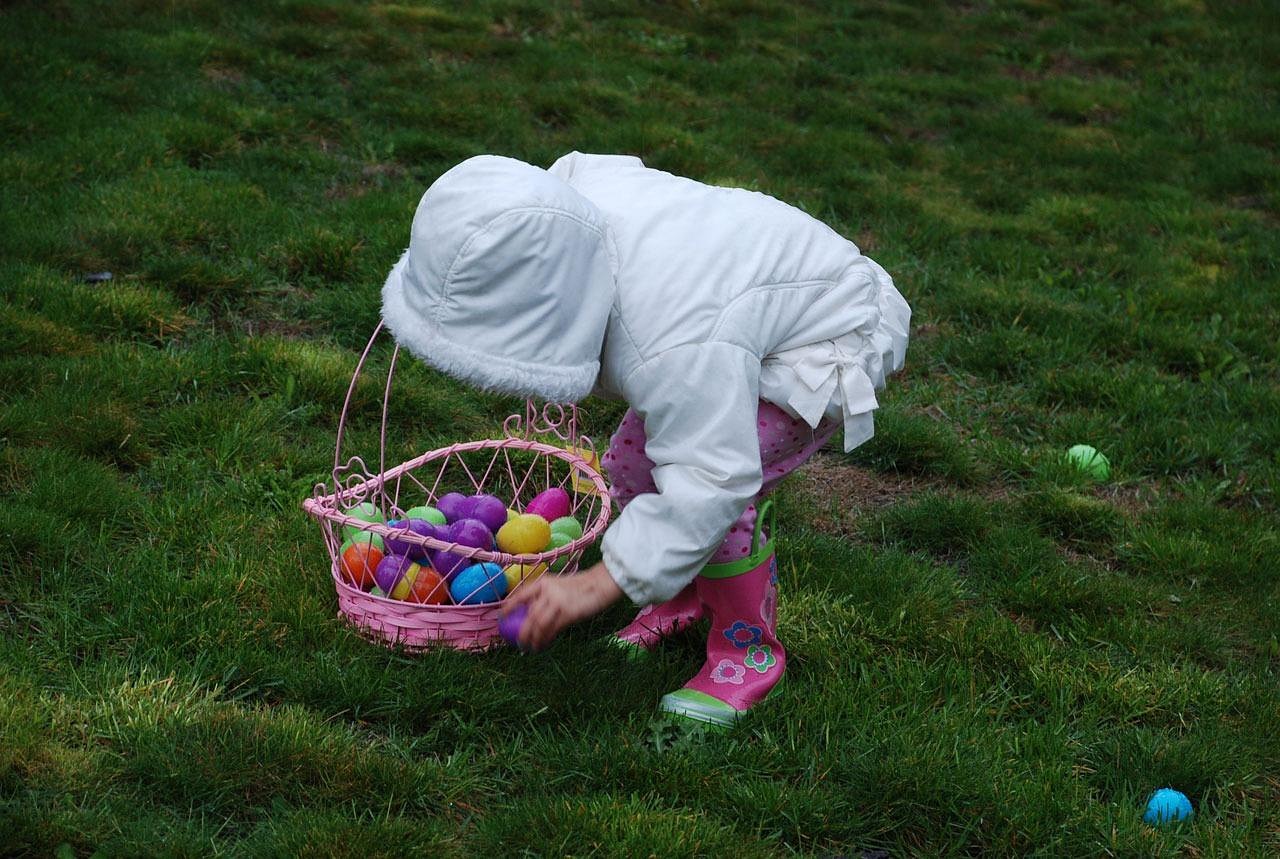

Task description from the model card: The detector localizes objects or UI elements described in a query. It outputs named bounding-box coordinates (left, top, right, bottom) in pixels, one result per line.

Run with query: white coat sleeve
left=600, top=342, right=764, bottom=606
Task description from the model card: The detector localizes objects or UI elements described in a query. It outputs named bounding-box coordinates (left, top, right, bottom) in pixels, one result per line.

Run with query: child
left=381, top=153, right=910, bottom=726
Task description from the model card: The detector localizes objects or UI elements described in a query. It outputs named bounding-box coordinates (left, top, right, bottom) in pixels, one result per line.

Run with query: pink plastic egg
left=525, top=487, right=570, bottom=522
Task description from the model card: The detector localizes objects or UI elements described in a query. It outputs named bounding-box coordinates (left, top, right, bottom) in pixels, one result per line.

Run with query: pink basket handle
left=324, top=324, right=601, bottom=514
left=330, top=323, right=400, bottom=508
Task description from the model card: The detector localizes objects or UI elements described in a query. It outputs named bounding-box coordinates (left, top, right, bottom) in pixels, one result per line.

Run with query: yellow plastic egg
left=389, top=563, right=421, bottom=601
left=497, top=514, right=552, bottom=554
left=503, top=561, right=548, bottom=592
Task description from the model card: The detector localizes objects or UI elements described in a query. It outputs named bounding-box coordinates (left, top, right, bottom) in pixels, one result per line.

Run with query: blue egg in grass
left=1143, top=788, right=1193, bottom=825
left=449, top=562, right=508, bottom=605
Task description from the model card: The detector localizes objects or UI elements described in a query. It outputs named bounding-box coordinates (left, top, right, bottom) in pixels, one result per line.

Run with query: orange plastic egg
left=340, top=540, right=383, bottom=590
left=407, top=566, right=449, bottom=605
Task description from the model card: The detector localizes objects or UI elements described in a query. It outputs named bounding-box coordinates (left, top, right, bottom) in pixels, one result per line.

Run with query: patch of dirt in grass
left=202, top=64, right=246, bottom=86
left=1001, top=53, right=1115, bottom=83
left=1004, top=610, right=1039, bottom=635
left=325, top=161, right=408, bottom=200
left=1094, top=483, right=1159, bottom=517
left=0, top=448, right=33, bottom=495
left=240, top=316, right=318, bottom=339
left=790, top=452, right=942, bottom=537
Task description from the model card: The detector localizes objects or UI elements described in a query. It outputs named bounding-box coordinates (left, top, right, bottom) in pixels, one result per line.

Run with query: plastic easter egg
left=431, top=548, right=470, bottom=582
left=469, top=494, right=509, bottom=533
left=370, top=585, right=386, bottom=597
left=406, top=566, right=449, bottom=604
left=545, top=530, right=573, bottom=571
left=507, top=508, right=519, bottom=522
left=390, top=561, right=424, bottom=600
left=450, top=562, right=508, bottom=605
left=385, top=518, right=441, bottom=559
left=373, top=553, right=417, bottom=594
left=503, top=561, right=548, bottom=592
left=497, top=514, right=552, bottom=555
left=342, top=530, right=385, bottom=553
left=525, top=488, right=570, bottom=522
left=342, top=501, right=385, bottom=541
left=449, top=518, right=495, bottom=550
left=340, top=539, right=383, bottom=590
left=436, top=492, right=472, bottom=524
left=549, top=516, right=583, bottom=541
left=499, top=604, right=529, bottom=649
left=1143, top=788, right=1193, bottom=825
left=404, top=505, right=447, bottom=526
left=1066, top=444, right=1111, bottom=480
left=382, top=519, right=403, bottom=553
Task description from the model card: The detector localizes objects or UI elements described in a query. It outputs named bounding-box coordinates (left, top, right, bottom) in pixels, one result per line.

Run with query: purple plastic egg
left=386, top=518, right=441, bottom=559
left=469, top=494, right=508, bottom=533
left=430, top=548, right=470, bottom=582
left=373, top=553, right=416, bottom=593
left=498, top=604, right=528, bottom=649
left=449, top=518, right=495, bottom=551
left=436, top=492, right=473, bottom=524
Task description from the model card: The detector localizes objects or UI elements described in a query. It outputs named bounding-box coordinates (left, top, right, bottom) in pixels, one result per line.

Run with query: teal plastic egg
left=449, top=562, right=508, bottom=605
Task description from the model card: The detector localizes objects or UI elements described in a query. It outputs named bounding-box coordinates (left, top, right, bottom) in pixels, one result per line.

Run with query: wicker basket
left=302, top=323, right=612, bottom=651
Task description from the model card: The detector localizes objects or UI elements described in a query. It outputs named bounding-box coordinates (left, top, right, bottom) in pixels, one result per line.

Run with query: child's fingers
left=502, top=577, right=543, bottom=613
left=520, top=592, right=562, bottom=651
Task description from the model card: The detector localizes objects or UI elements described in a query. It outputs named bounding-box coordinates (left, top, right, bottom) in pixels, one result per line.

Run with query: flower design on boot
left=744, top=644, right=776, bottom=674
left=724, top=620, right=762, bottom=649
left=761, top=586, right=777, bottom=630
left=711, top=658, right=746, bottom=685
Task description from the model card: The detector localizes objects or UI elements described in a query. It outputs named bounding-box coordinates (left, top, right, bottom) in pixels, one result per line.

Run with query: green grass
left=2, top=0, right=1278, bottom=854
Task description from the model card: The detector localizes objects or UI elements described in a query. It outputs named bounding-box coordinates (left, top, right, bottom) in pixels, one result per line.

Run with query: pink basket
left=302, top=323, right=612, bottom=651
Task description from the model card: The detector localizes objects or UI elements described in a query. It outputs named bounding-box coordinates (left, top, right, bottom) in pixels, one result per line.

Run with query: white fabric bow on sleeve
left=778, top=339, right=881, bottom=451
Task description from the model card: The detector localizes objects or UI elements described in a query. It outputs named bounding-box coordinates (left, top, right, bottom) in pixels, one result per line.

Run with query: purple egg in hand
left=373, top=553, right=416, bottom=593
left=469, top=494, right=508, bottom=533
left=499, top=604, right=529, bottom=649
left=436, top=492, right=473, bottom=524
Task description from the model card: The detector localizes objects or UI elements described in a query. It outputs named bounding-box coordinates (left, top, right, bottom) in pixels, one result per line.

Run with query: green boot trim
left=658, top=674, right=787, bottom=729
left=699, top=499, right=777, bottom=579
left=604, top=634, right=650, bottom=661
left=658, top=689, right=740, bottom=728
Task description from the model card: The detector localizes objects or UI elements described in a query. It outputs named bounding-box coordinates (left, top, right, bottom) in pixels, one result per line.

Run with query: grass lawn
left=2, top=0, right=1278, bottom=855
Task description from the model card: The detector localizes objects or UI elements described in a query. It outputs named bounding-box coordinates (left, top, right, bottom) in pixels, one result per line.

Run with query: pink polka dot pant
left=600, top=400, right=838, bottom=563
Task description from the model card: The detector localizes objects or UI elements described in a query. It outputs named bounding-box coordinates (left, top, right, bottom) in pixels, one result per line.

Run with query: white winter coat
left=382, top=153, right=910, bottom=606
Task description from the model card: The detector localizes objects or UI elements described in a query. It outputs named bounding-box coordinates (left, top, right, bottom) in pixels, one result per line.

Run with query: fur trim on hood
left=381, top=155, right=616, bottom=402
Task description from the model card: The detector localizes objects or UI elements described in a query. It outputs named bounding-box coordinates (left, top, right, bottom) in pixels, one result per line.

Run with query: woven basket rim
left=303, top=436, right=611, bottom=568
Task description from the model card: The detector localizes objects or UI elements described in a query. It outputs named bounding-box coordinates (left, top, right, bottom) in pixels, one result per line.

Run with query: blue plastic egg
left=1143, top=788, right=1193, bottom=825
left=449, top=562, right=508, bottom=605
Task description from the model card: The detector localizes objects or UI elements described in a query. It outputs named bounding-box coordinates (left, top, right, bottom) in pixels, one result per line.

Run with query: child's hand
left=501, top=561, right=623, bottom=651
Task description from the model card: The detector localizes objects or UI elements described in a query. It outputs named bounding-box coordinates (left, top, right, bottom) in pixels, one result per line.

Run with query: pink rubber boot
left=608, top=582, right=703, bottom=657
left=659, top=501, right=785, bottom=727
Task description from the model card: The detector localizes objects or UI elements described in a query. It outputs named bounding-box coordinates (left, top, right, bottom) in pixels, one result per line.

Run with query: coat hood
left=381, top=155, right=616, bottom=402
